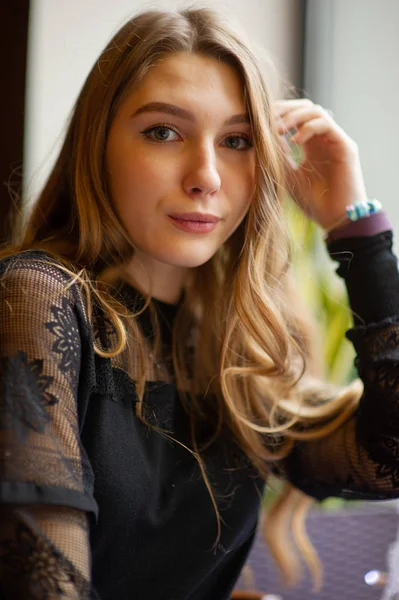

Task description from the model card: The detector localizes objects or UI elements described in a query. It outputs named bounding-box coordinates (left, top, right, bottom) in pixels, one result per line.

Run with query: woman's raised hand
left=275, top=99, right=368, bottom=230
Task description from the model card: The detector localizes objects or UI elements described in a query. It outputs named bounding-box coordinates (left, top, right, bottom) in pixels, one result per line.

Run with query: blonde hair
left=3, top=8, right=362, bottom=589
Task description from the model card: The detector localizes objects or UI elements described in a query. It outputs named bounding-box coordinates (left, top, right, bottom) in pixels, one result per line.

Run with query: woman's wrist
left=324, top=199, right=382, bottom=233
left=322, top=198, right=389, bottom=241
left=325, top=211, right=393, bottom=243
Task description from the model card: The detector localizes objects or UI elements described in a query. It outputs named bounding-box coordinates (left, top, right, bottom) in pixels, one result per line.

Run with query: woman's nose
left=183, top=147, right=221, bottom=200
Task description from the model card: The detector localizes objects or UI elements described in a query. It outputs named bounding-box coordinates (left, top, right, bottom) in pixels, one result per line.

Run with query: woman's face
left=106, top=52, right=255, bottom=270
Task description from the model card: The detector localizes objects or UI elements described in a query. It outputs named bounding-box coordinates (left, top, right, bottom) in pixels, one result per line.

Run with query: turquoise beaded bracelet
left=325, top=198, right=383, bottom=233
left=345, top=198, right=382, bottom=222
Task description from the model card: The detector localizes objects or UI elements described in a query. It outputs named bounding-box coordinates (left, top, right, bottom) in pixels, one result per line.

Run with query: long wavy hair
left=3, top=8, right=362, bottom=589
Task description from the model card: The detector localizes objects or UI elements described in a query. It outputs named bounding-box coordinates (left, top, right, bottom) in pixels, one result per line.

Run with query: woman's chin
left=156, top=246, right=218, bottom=269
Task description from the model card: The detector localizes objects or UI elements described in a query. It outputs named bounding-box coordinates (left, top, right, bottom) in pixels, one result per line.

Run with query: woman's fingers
left=276, top=105, right=334, bottom=135
left=274, top=98, right=314, bottom=118
left=275, top=100, right=353, bottom=150
left=290, top=117, right=332, bottom=145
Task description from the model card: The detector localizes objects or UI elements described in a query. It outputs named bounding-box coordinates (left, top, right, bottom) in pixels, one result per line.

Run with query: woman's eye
left=223, top=135, right=253, bottom=151
left=141, top=125, right=181, bottom=142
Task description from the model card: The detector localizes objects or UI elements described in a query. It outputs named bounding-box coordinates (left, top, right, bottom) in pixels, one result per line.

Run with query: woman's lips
left=168, top=213, right=220, bottom=233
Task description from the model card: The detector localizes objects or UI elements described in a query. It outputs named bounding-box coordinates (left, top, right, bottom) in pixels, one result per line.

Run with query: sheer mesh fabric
left=281, top=313, right=399, bottom=498
left=278, top=231, right=399, bottom=500
left=2, top=244, right=399, bottom=598
left=0, top=506, right=91, bottom=599
left=0, top=255, right=97, bottom=599
left=0, top=253, right=178, bottom=598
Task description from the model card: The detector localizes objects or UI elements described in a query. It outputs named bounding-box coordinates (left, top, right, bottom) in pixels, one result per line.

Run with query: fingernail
left=284, top=127, right=298, bottom=141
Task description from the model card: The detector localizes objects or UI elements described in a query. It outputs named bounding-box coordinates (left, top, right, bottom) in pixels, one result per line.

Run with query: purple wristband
left=326, top=211, right=392, bottom=242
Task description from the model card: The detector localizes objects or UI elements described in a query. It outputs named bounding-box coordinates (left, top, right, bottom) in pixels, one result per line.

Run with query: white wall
left=305, top=0, right=399, bottom=233
left=25, top=0, right=302, bottom=202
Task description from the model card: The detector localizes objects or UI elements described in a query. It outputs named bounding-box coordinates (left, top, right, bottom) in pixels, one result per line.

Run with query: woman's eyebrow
left=131, top=101, right=250, bottom=125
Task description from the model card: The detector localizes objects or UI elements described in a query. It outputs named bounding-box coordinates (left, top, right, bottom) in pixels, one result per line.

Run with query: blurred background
left=2, top=1, right=399, bottom=598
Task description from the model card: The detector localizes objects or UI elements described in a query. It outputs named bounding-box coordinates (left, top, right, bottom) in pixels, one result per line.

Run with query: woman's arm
left=0, top=253, right=98, bottom=598
left=0, top=506, right=93, bottom=599
left=279, top=227, right=399, bottom=501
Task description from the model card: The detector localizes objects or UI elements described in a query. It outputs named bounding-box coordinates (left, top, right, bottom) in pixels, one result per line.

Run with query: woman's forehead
left=122, top=52, right=248, bottom=121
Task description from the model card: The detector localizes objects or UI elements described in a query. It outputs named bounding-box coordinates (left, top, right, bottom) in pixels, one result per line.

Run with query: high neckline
left=118, top=280, right=182, bottom=310
left=118, top=281, right=181, bottom=345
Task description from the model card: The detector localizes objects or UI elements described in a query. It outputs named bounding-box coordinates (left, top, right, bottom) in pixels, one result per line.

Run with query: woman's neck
left=122, top=251, right=188, bottom=304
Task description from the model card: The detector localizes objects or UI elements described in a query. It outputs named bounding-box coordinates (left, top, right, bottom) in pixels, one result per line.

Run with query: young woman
left=1, top=7, right=398, bottom=600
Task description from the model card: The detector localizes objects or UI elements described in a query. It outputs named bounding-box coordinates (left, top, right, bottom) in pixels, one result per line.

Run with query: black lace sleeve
left=0, top=253, right=98, bottom=598
left=0, top=506, right=93, bottom=599
left=280, top=231, right=399, bottom=501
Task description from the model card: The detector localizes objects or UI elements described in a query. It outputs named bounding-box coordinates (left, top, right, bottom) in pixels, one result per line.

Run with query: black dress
left=1, top=229, right=399, bottom=599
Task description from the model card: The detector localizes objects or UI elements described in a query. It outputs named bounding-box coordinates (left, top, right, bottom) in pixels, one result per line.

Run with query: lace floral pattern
left=375, top=363, right=399, bottom=395
left=0, top=352, right=57, bottom=442
left=364, top=321, right=399, bottom=356
left=46, top=297, right=80, bottom=381
left=1, top=255, right=95, bottom=599
left=0, top=510, right=91, bottom=600
left=372, top=436, right=399, bottom=488
left=1, top=523, right=76, bottom=598
left=358, top=324, right=399, bottom=488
